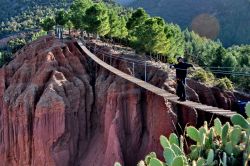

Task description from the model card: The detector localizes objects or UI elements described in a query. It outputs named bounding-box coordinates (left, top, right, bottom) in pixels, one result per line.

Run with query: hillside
left=127, top=0, right=250, bottom=47
left=2, top=0, right=250, bottom=47
left=0, top=0, right=72, bottom=39
left=0, top=0, right=71, bottom=22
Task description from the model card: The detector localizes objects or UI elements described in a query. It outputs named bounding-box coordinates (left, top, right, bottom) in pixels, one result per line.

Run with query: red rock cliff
left=0, top=36, right=182, bottom=166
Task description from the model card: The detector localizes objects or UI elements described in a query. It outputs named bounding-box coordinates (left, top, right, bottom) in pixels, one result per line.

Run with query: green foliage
left=215, top=77, right=234, bottom=91
left=190, top=68, right=215, bottom=85
left=184, top=30, right=221, bottom=67
left=160, top=135, right=170, bottom=148
left=186, top=126, right=200, bottom=143
left=0, top=1, right=70, bottom=39
left=211, top=46, right=227, bottom=68
left=119, top=16, right=128, bottom=39
left=55, top=10, right=69, bottom=26
left=164, top=148, right=175, bottom=165
left=231, top=114, right=249, bottom=130
left=169, top=133, right=179, bottom=146
left=126, top=8, right=148, bottom=31
left=164, top=23, right=185, bottom=61
left=184, top=29, right=250, bottom=92
left=7, top=38, right=27, bottom=53
left=84, top=3, right=110, bottom=36
left=223, top=53, right=238, bottom=69
left=70, top=0, right=93, bottom=29
left=65, top=19, right=74, bottom=34
left=214, top=118, right=222, bottom=137
left=108, top=10, right=120, bottom=37
left=149, top=158, right=164, bottom=166
left=40, top=17, right=56, bottom=32
left=0, top=51, right=12, bottom=66
left=134, top=17, right=169, bottom=55
left=31, top=30, right=47, bottom=41
left=131, top=111, right=250, bottom=166
left=129, top=0, right=250, bottom=47
left=0, top=0, right=71, bottom=23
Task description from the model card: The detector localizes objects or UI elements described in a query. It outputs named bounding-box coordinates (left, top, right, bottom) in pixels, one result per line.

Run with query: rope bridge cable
left=98, top=52, right=250, bottom=76
left=209, top=70, right=250, bottom=75
left=199, top=65, right=250, bottom=69
left=86, top=41, right=250, bottom=77
left=92, top=46, right=250, bottom=74
left=195, top=67, right=250, bottom=75
left=95, top=50, right=250, bottom=76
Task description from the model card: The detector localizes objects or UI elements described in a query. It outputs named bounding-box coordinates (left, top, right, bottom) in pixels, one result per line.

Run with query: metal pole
left=133, top=62, right=135, bottom=76
left=144, top=62, right=147, bottom=82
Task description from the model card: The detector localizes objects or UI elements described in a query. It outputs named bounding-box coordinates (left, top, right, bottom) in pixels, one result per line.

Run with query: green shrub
left=31, top=30, right=47, bottom=41
left=7, top=38, right=27, bottom=53
left=215, top=77, right=234, bottom=91
left=190, top=68, right=215, bottom=85
left=0, top=51, right=12, bottom=66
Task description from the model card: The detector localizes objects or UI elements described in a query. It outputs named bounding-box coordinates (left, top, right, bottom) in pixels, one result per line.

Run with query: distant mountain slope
left=127, top=0, right=250, bottom=47
left=0, top=0, right=72, bottom=22
left=0, top=0, right=72, bottom=39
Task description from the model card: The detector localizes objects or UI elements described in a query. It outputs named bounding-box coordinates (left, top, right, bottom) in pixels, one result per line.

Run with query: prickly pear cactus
left=113, top=105, right=250, bottom=166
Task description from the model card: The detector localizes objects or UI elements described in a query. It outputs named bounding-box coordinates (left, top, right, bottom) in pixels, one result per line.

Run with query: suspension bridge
left=76, top=39, right=237, bottom=119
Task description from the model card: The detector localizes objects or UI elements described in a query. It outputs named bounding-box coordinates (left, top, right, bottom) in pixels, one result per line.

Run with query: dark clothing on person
left=176, top=79, right=186, bottom=101
left=173, top=62, right=193, bottom=79
left=171, top=62, right=193, bottom=101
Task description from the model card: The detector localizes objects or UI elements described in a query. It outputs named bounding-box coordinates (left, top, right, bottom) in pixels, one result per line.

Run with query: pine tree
left=84, top=3, right=110, bottom=37
left=40, top=17, right=55, bottom=32
left=70, top=0, right=93, bottom=30
left=135, top=17, right=168, bottom=55
left=164, top=23, right=185, bottom=60
left=126, top=8, right=148, bottom=31
left=55, top=10, right=68, bottom=26
left=119, top=16, right=128, bottom=39
left=108, top=10, right=120, bottom=38
left=211, top=46, right=227, bottom=67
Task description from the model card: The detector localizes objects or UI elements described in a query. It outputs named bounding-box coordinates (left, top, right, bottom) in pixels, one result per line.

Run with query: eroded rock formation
left=0, top=36, right=247, bottom=166
left=0, top=36, right=180, bottom=166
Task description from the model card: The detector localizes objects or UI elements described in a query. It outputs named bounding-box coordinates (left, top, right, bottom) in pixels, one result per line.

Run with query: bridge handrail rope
left=85, top=41, right=250, bottom=79
left=79, top=37, right=250, bottom=71
left=76, top=39, right=237, bottom=118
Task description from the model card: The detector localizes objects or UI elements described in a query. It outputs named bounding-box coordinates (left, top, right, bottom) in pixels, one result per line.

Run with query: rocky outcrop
left=186, top=79, right=239, bottom=111
left=0, top=36, right=181, bottom=166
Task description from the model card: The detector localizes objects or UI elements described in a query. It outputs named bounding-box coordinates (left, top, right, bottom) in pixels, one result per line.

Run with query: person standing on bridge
left=170, top=57, right=195, bottom=102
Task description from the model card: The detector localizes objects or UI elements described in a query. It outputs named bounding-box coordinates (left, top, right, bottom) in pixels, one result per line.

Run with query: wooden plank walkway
left=77, top=40, right=236, bottom=118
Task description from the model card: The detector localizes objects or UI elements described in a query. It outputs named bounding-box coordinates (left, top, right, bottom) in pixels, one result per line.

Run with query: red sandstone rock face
left=186, top=79, right=238, bottom=110
left=0, top=36, right=246, bottom=166
left=0, top=36, right=179, bottom=166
